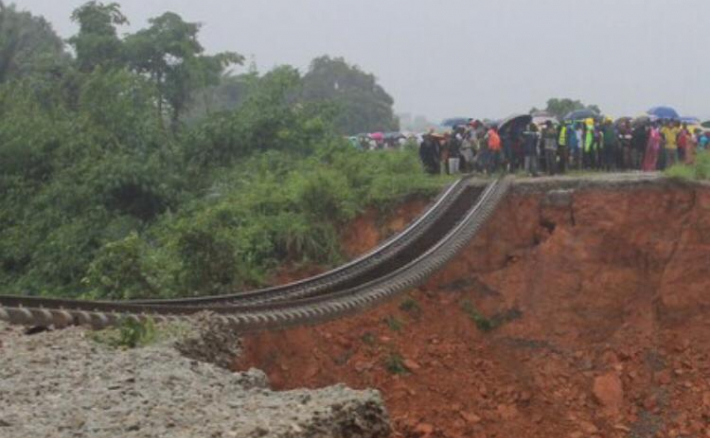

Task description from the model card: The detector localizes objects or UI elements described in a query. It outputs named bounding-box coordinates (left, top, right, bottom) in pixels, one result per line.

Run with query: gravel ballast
left=0, top=322, right=391, bottom=438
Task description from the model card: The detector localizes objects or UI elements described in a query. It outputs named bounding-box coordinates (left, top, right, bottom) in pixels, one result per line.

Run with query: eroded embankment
left=237, top=178, right=710, bottom=438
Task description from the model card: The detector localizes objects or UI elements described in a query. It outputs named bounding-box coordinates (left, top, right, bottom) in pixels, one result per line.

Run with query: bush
left=384, top=351, right=409, bottom=375
left=665, top=151, right=710, bottom=181
left=92, top=317, right=157, bottom=349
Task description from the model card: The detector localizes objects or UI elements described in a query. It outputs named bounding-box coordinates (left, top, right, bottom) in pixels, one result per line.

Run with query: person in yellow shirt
left=660, top=121, right=680, bottom=168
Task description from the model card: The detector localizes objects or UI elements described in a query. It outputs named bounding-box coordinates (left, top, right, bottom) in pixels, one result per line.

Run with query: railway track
left=131, top=176, right=476, bottom=307
left=0, top=177, right=510, bottom=333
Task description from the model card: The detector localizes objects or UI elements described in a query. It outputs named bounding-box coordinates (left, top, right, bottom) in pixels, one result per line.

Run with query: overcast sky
left=11, top=0, right=710, bottom=122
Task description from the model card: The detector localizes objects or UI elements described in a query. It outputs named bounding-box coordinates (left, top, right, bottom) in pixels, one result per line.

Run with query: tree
left=124, top=12, right=243, bottom=130
left=68, top=1, right=127, bottom=72
left=300, top=56, right=399, bottom=135
left=531, top=98, right=601, bottom=120
left=0, top=2, right=69, bottom=83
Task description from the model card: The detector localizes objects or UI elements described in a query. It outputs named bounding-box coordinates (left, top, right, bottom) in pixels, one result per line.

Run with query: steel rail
left=129, top=176, right=474, bottom=307
left=0, top=178, right=509, bottom=333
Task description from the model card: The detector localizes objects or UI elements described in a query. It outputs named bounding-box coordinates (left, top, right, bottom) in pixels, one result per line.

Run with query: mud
left=238, top=179, right=710, bottom=438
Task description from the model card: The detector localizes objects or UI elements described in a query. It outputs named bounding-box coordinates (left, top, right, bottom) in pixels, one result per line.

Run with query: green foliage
left=399, top=297, right=421, bottom=316
left=124, top=12, right=243, bottom=128
left=92, top=317, right=157, bottom=349
left=385, top=315, right=405, bottom=333
left=361, top=332, right=376, bottom=346
left=300, top=56, right=399, bottom=135
left=384, top=351, right=409, bottom=375
left=461, top=299, right=494, bottom=332
left=531, top=98, right=601, bottom=120
left=0, top=2, right=69, bottom=83
left=0, top=3, right=436, bottom=300
left=460, top=299, right=523, bottom=333
left=69, top=1, right=128, bottom=72
left=665, top=152, right=710, bottom=181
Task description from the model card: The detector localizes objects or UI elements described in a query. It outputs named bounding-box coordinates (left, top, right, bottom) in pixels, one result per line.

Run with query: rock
left=414, top=422, right=434, bottom=437
left=703, top=392, right=710, bottom=407
left=459, top=412, right=482, bottom=424
left=579, top=421, right=598, bottom=434
left=403, top=359, right=421, bottom=372
left=496, top=404, right=518, bottom=420
left=0, top=324, right=392, bottom=438
left=654, top=370, right=672, bottom=385
left=642, top=394, right=658, bottom=411
left=593, top=372, right=624, bottom=414
left=613, top=424, right=631, bottom=433
left=173, top=312, right=243, bottom=370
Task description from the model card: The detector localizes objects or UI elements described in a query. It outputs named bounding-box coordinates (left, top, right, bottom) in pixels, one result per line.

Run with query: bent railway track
left=0, top=177, right=511, bottom=333
left=132, top=175, right=477, bottom=307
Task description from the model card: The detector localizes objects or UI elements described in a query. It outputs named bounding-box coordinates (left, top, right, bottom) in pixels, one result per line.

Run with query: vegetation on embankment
left=0, top=2, right=447, bottom=300
left=665, top=151, right=710, bottom=181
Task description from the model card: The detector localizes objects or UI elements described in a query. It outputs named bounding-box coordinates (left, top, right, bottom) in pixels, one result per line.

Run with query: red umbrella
left=370, top=132, right=385, bottom=141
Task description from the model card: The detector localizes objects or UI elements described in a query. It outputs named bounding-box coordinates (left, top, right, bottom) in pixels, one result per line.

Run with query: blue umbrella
left=647, top=106, right=680, bottom=120
left=563, top=109, right=599, bottom=121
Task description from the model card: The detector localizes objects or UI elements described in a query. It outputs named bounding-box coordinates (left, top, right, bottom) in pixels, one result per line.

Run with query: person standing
left=485, top=125, right=502, bottom=174
left=419, top=132, right=441, bottom=175
left=661, top=121, right=680, bottom=168
left=557, top=122, right=570, bottom=174
left=567, top=123, right=580, bottom=170
left=601, top=119, right=618, bottom=171
left=685, top=128, right=698, bottom=165
left=592, top=123, right=604, bottom=170
left=618, top=120, right=633, bottom=169
left=643, top=122, right=662, bottom=172
left=677, top=123, right=689, bottom=163
left=447, top=131, right=462, bottom=174
left=699, top=131, right=709, bottom=152
left=631, top=122, right=649, bottom=170
left=460, top=128, right=476, bottom=173
left=522, top=123, right=541, bottom=177
left=543, top=121, right=558, bottom=175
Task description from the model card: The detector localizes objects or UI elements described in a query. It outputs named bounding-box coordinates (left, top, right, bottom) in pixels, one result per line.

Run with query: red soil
left=237, top=185, right=710, bottom=438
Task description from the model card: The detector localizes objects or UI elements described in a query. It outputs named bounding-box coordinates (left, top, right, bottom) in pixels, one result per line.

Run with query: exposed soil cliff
left=238, top=180, right=710, bottom=438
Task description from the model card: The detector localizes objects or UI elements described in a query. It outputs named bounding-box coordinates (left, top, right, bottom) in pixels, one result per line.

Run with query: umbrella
left=680, top=116, right=700, bottom=125
left=647, top=106, right=679, bottom=120
left=441, top=117, right=471, bottom=128
left=614, top=117, right=632, bottom=127
left=632, top=115, right=652, bottom=127
left=498, top=114, right=533, bottom=136
left=369, top=132, right=385, bottom=141
left=532, top=115, right=557, bottom=126
left=701, top=121, right=710, bottom=129
left=563, top=109, right=600, bottom=121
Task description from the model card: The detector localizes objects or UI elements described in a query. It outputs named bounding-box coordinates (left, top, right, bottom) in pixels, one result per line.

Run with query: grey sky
left=11, top=0, right=710, bottom=121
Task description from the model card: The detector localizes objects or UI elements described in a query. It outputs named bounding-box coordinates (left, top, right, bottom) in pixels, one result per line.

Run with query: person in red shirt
left=677, top=122, right=689, bottom=163
left=485, top=125, right=502, bottom=174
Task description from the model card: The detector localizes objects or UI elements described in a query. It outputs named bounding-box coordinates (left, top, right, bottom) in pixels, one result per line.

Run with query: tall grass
left=665, top=151, right=710, bottom=181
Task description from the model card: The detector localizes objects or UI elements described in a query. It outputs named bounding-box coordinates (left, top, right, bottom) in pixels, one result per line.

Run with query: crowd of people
left=419, top=118, right=709, bottom=176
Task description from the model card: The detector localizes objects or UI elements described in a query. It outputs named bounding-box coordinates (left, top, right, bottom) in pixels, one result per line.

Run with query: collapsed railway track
left=132, top=175, right=477, bottom=307
left=0, top=177, right=510, bottom=333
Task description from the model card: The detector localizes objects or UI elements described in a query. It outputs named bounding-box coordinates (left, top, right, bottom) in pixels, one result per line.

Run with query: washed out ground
left=238, top=178, right=710, bottom=438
